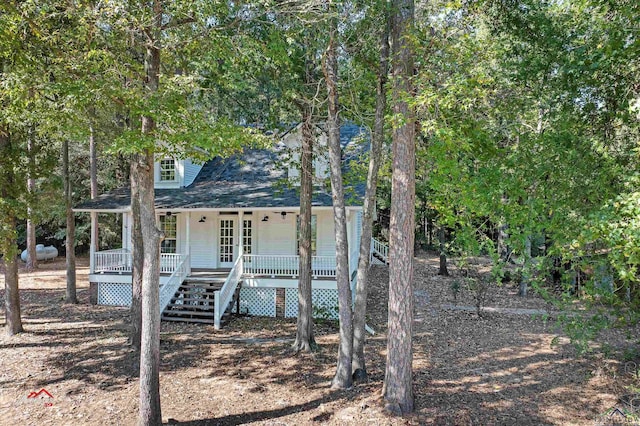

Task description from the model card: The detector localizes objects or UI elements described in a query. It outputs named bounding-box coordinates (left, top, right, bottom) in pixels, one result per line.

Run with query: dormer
left=281, top=124, right=330, bottom=185
left=154, top=157, right=202, bottom=189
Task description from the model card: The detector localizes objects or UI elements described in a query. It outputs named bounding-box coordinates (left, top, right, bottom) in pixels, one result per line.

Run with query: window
left=243, top=219, right=253, bottom=254
left=296, top=215, right=317, bottom=256
left=160, top=159, right=176, bottom=181
left=160, top=215, right=177, bottom=253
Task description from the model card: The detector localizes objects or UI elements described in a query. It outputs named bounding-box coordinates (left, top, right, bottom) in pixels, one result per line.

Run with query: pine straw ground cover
left=0, top=255, right=639, bottom=425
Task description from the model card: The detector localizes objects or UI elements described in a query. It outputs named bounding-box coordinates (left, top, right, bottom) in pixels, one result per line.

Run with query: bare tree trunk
left=1, top=128, right=23, bottom=335
left=3, top=226, right=22, bottom=336
left=63, top=140, right=77, bottom=303
left=519, top=235, right=531, bottom=297
left=137, top=149, right=162, bottom=426
left=130, top=154, right=143, bottom=351
left=352, top=15, right=389, bottom=383
left=89, top=124, right=99, bottom=256
left=323, top=8, right=353, bottom=390
left=138, top=2, right=162, bottom=424
left=26, top=134, right=37, bottom=270
left=293, top=104, right=316, bottom=352
left=438, top=225, right=448, bottom=276
left=383, top=0, right=415, bottom=415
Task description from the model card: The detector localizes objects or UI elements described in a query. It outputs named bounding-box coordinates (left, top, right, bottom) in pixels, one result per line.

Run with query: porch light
left=281, top=212, right=287, bottom=219
left=262, top=216, right=269, bottom=222
left=166, top=211, right=173, bottom=217
left=199, top=216, right=206, bottom=223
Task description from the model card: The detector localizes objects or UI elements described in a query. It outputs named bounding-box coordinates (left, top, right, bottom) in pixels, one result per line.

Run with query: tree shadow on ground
left=165, top=392, right=346, bottom=426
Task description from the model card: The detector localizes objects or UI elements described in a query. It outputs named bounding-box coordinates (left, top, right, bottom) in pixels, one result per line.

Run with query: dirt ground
left=0, top=254, right=638, bottom=425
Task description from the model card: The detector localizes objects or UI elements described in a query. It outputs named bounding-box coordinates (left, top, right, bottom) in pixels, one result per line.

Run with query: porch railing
left=160, top=254, right=185, bottom=274
left=94, top=249, right=131, bottom=273
left=370, top=238, right=389, bottom=265
left=243, top=254, right=336, bottom=278
left=214, top=248, right=244, bottom=329
left=93, top=249, right=187, bottom=275
left=159, top=255, right=190, bottom=315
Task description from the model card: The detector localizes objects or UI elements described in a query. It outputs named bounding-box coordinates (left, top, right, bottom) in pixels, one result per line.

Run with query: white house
left=74, top=123, right=389, bottom=329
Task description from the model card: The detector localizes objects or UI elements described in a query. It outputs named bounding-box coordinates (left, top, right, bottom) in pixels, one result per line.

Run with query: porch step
left=161, top=280, right=242, bottom=326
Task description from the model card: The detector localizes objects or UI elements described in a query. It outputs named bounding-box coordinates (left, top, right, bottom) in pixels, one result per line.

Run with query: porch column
left=238, top=210, right=244, bottom=257
left=89, top=212, right=97, bottom=274
left=185, top=212, right=191, bottom=274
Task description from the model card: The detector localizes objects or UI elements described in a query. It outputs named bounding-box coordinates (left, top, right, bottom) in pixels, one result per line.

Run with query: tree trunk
left=0, top=128, right=23, bottom=335
left=352, top=15, right=389, bottom=383
left=383, top=0, right=415, bottom=415
left=137, top=149, right=162, bottom=426
left=130, top=154, right=143, bottom=351
left=519, top=235, right=531, bottom=297
left=138, top=2, right=163, bottom=424
left=63, top=140, right=77, bottom=303
left=26, top=134, right=37, bottom=270
left=89, top=124, right=99, bottom=256
left=438, top=225, right=448, bottom=276
left=323, top=10, right=353, bottom=390
left=3, top=225, right=22, bottom=336
left=292, top=104, right=316, bottom=352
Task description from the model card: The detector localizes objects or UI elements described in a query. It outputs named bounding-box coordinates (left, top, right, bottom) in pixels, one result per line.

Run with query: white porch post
left=185, top=211, right=191, bottom=274
left=89, top=212, right=97, bottom=274
left=238, top=210, right=244, bottom=258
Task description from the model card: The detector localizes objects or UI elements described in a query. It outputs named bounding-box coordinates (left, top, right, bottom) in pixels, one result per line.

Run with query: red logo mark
left=27, top=388, right=54, bottom=406
left=27, top=388, right=53, bottom=399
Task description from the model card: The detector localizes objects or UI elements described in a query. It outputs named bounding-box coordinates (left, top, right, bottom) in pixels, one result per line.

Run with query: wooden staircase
left=161, top=278, right=242, bottom=325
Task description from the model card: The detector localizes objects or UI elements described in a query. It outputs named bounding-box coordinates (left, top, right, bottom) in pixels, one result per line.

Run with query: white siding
left=183, top=159, right=203, bottom=187
left=256, top=213, right=296, bottom=255
left=316, top=210, right=336, bottom=257
left=188, top=212, right=217, bottom=268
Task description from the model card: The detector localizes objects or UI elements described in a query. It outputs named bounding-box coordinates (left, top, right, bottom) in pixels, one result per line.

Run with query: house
left=74, top=123, right=389, bottom=329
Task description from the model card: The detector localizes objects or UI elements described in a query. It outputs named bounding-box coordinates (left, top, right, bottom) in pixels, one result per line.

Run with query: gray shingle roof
left=75, top=124, right=367, bottom=212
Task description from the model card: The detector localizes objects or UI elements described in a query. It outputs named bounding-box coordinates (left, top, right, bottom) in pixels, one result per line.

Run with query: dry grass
left=0, top=254, right=637, bottom=425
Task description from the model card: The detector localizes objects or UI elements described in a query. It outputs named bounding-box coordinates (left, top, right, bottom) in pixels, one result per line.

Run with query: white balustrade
left=93, top=249, right=187, bottom=274
left=243, top=255, right=336, bottom=278
left=159, top=255, right=190, bottom=314
left=370, top=238, right=389, bottom=264
left=94, top=249, right=131, bottom=273
left=214, top=247, right=244, bottom=329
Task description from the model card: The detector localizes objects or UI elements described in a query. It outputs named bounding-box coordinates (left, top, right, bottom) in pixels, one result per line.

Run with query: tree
left=293, top=105, right=317, bottom=352
left=383, top=0, right=415, bottom=415
left=323, top=0, right=353, bottom=390
left=0, top=126, right=24, bottom=336
left=63, top=139, right=77, bottom=303
left=26, top=133, right=38, bottom=271
left=352, top=2, right=390, bottom=382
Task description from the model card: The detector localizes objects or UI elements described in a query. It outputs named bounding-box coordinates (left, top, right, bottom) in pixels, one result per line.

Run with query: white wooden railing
left=243, top=255, right=336, bottom=278
left=159, top=255, right=190, bottom=315
left=214, top=247, right=244, bottom=329
left=370, top=238, right=389, bottom=265
left=93, top=249, right=187, bottom=275
left=160, top=254, right=185, bottom=274
left=95, top=249, right=131, bottom=273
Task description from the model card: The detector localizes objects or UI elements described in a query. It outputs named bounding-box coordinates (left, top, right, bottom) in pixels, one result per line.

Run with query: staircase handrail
left=214, top=246, right=244, bottom=329
left=159, top=254, right=190, bottom=315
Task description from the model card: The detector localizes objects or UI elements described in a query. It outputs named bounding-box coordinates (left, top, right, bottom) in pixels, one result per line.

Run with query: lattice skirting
left=233, top=288, right=277, bottom=317
left=97, top=282, right=132, bottom=307
left=284, top=288, right=339, bottom=319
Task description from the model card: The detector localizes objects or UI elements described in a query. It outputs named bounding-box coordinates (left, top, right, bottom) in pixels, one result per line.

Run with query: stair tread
left=167, top=303, right=213, bottom=310
left=161, top=316, right=215, bottom=324
left=163, top=308, right=214, bottom=316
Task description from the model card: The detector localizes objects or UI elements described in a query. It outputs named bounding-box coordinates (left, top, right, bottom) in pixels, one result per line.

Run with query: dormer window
left=160, top=159, right=176, bottom=181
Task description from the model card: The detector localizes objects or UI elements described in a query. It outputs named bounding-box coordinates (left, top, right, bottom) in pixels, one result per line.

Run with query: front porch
left=90, top=236, right=388, bottom=329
